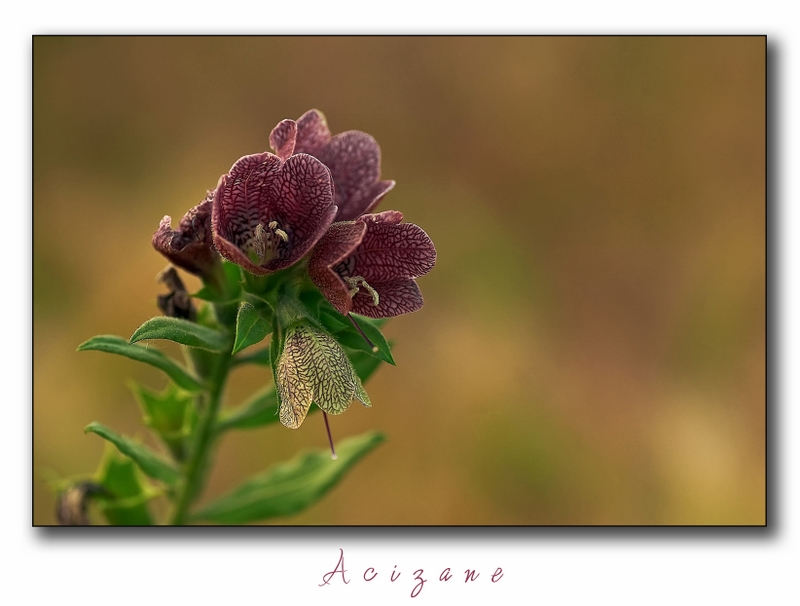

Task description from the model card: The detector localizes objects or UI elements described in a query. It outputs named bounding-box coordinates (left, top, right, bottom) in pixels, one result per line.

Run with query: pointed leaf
left=222, top=259, right=244, bottom=291
left=93, top=445, right=153, bottom=525
left=78, top=335, right=203, bottom=392
left=299, top=286, right=325, bottom=321
left=333, top=314, right=395, bottom=365
left=85, top=422, right=181, bottom=486
left=130, top=316, right=230, bottom=352
left=232, top=302, right=272, bottom=354
left=129, top=381, right=195, bottom=462
left=191, top=286, right=220, bottom=302
left=232, top=346, right=271, bottom=366
left=192, top=431, right=385, bottom=524
left=130, top=381, right=193, bottom=433
left=348, top=348, right=386, bottom=384
left=216, top=386, right=279, bottom=432
left=318, top=306, right=351, bottom=333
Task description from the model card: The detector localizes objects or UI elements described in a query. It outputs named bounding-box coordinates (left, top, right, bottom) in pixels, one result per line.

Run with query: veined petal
left=308, top=221, right=367, bottom=315
left=272, top=154, right=338, bottom=268
left=347, top=219, right=437, bottom=283
left=316, top=131, right=386, bottom=221
left=351, top=279, right=424, bottom=318
left=269, top=119, right=297, bottom=162
left=213, top=153, right=282, bottom=250
left=348, top=179, right=396, bottom=220
left=360, top=209, right=403, bottom=225
left=294, top=109, right=331, bottom=156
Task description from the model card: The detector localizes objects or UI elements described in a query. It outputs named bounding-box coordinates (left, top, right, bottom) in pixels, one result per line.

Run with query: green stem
left=170, top=349, right=231, bottom=525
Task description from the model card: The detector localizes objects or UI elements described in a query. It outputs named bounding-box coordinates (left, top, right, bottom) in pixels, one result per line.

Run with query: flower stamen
left=343, top=276, right=380, bottom=306
left=248, top=221, right=290, bottom=265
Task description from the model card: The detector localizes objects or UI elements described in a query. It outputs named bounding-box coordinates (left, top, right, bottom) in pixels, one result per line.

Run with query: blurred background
left=33, top=36, right=765, bottom=525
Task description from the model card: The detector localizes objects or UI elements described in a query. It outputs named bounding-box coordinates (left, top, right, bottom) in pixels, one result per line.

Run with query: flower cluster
left=152, top=110, right=436, bottom=432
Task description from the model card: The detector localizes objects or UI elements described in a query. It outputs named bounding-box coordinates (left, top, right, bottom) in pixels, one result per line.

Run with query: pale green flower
left=276, top=324, right=371, bottom=429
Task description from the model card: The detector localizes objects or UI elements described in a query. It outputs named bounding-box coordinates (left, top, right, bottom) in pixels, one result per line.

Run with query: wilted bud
left=56, top=482, right=105, bottom=526
left=156, top=266, right=196, bottom=321
left=152, top=192, right=222, bottom=286
left=276, top=323, right=371, bottom=429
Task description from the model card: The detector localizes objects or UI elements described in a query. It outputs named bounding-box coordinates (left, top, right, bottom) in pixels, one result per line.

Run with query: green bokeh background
left=33, top=36, right=765, bottom=525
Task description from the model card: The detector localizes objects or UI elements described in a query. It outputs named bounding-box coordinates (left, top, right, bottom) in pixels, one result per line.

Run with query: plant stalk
left=170, top=350, right=231, bottom=525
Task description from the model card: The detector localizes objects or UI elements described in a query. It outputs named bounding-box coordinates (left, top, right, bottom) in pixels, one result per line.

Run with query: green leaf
left=216, top=386, right=279, bottom=432
left=232, top=347, right=271, bottom=366
left=298, top=286, right=326, bottom=321
left=93, top=445, right=154, bottom=525
left=129, top=381, right=195, bottom=461
left=348, top=348, right=387, bottom=384
left=85, top=422, right=181, bottom=486
left=130, top=381, right=191, bottom=431
left=318, top=307, right=351, bottom=333
left=269, top=326, right=282, bottom=384
left=333, top=314, right=395, bottom=365
left=78, top=335, right=203, bottom=392
left=192, top=431, right=385, bottom=524
left=232, top=302, right=272, bottom=354
left=241, top=267, right=272, bottom=295
left=130, top=316, right=230, bottom=352
left=192, top=286, right=219, bottom=302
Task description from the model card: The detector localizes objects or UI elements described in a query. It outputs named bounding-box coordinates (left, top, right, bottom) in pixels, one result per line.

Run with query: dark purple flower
left=269, top=109, right=395, bottom=222
left=152, top=192, right=221, bottom=282
left=308, top=211, right=436, bottom=318
left=211, top=151, right=337, bottom=275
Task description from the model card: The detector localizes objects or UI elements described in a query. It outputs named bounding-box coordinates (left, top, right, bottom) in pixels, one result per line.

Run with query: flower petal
left=351, top=279, right=424, bottom=318
left=269, top=119, right=297, bottom=162
left=272, top=154, right=337, bottom=269
left=347, top=219, right=437, bottom=283
left=294, top=109, right=331, bottom=156
left=152, top=192, right=219, bottom=279
left=316, top=131, right=388, bottom=221
left=360, top=209, right=403, bottom=225
left=350, top=179, right=396, bottom=220
left=309, top=221, right=367, bottom=315
left=213, top=153, right=282, bottom=250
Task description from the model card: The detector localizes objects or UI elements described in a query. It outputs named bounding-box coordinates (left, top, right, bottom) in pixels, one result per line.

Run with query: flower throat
left=247, top=221, right=288, bottom=265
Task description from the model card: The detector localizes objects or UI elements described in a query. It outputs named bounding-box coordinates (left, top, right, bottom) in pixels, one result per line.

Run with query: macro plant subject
left=56, top=109, right=436, bottom=526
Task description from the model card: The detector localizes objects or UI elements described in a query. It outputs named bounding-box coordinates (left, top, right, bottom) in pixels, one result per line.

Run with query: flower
left=152, top=192, right=221, bottom=283
left=211, top=151, right=337, bottom=275
left=269, top=109, right=395, bottom=222
left=276, top=322, right=371, bottom=429
left=308, top=211, right=436, bottom=318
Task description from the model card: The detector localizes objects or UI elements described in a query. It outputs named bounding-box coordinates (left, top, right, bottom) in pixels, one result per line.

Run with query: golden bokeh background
left=33, top=36, right=765, bottom=525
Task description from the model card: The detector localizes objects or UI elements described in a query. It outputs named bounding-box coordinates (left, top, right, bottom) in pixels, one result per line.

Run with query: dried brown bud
left=153, top=192, right=222, bottom=284
left=156, top=267, right=196, bottom=321
left=56, top=482, right=105, bottom=526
